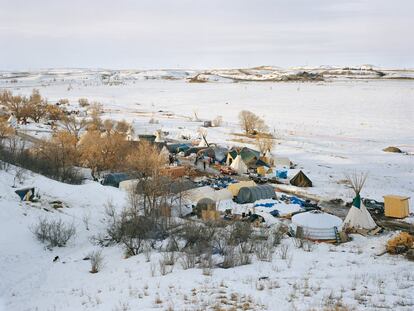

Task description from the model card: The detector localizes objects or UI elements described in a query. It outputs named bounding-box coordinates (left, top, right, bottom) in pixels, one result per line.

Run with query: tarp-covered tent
left=226, top=147, right=260, bottom=166
left=184, top=186, right=216, bottom=203
left=236, top=184, right=276, bottom=204
left=119, top=179, right=139, bottom=192
left=166, top=143, right=191, bottom=154
left=227, top=180, right=256, bottom=197
left=102, top=173, right=131, bottom=187
left=290, top=170, right=312, bottom=187
left=230, top=155, right=248, bottom=175
left=15, top=187, right=35, bottom=201
left=274, top=157, right=291, bottom=168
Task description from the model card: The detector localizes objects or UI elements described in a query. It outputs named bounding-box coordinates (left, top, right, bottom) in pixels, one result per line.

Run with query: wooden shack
left=384, top=195, right=410, bottom=218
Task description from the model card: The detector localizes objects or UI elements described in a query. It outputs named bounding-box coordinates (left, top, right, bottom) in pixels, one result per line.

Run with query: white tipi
left=154, top=129, right=165, bottom=143
left=230, top=155, right=248, bottom=175
left=343, top=173, right=377, bottom=230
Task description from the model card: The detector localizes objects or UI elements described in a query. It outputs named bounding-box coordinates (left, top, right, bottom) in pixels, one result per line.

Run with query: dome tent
left=291, top=210, right=343, bottom=240
left=236, top=184, right=276, bottom=204
left=230, top=155, right=248, bottom=175
left=343, top=173, right=377, bottom=230
left=290, top=170, right=312, bottom=187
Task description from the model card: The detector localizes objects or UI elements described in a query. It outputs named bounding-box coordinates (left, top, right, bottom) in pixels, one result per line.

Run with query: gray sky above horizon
left=0, top=0, right=413, bottom=70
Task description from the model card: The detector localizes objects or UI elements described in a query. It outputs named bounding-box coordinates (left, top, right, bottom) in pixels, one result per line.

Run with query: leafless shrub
left=237, top=246, right=252, bottom=266
left=159, top=258, right=173, bottom=276
left=279, top=244, right=290, bottom=260
left=254, top=241, right=273, bottom=262
left=89, top=250, right=104, bottom=273
left=32, top=217, right=76, bottom=247
left=162, top=251, right=176, bottom=266
left=179, top=249, right=197, bottom=270
left=222, top=246, right=236, bottom=269
left=143, top=242, right=152, bottom=262
left=78, top=98, right=89, bottom=107
left=271, top=224, right=287, bottom=246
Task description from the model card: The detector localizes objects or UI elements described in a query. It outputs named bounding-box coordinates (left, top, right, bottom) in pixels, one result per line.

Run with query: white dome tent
left=343, top=173, right=377, bottom=230
left=230, top=155, right=248, bottom=175
left=291, top=210, right=343, bottom=240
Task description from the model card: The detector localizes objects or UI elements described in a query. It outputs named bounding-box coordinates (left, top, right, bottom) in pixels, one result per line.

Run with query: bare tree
left=255, top=136, right=275, bottom=156
left=238, top=110, right=268, bottom=135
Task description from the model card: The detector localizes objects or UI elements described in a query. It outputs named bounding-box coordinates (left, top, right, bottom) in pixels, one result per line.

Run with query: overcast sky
left=0, top=0, right=413, bottom=70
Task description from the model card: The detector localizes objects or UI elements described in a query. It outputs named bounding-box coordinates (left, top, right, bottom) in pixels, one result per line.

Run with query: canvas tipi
left=154, top=129, right=165, bottom=143
left=343, top=173, right=377, bottom=230
left=230, top=154, right=248, bottom=175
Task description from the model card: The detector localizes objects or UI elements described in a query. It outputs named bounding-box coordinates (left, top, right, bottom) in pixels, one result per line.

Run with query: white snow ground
left=1, top=69, right=414, bottom=310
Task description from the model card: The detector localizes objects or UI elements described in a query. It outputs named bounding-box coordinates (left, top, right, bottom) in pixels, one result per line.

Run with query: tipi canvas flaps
left=230, top=155, right=248, bottom=175
left=343, top=173, right=377, bottom=230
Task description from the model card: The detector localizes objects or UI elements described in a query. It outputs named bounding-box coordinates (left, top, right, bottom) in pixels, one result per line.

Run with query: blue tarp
left=276, top=169, right=288, bottom=179
left=280, top=194, right=305, bottom=206
left=254, top=202, right=276, bottom=208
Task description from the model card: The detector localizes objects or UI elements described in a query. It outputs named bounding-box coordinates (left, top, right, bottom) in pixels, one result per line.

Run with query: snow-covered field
left=1, top=69, right=414, bottom=310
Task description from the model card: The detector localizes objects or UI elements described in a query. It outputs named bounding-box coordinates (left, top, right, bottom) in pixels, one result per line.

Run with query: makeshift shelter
left=184, top=186, right=216, bottom=203
left=256, top=165, right=270, bottom=176
left=214, top=188, right=233, bottom=201
left=198, top=139, right=208, bottom=147
left=274, top=157, right=291, bottom=168
left=291, top=211, right=343, bottom=240
left=119, top=179, right=139, bottom=192
left=383, top=195, right=410, bottom=218
left=236, top=184, right=276, bottom=204
left=290, top=171, right=312, bottom=187
left=138, top=134, right=156, bottom=142
left=230, top=155, right=248, bottom=175
left=343, top=174, right=377, bottom=230
left=226, top=149, right=238, bottom=165
left=166, top=143, right=191, bottom=154
left=15, top=187, right=35, bottom=201
left=101, top=173, right=131, bottom=187
left=227, top=180, right=256, bottom=197
left=211, top=146, right=228, bottom=163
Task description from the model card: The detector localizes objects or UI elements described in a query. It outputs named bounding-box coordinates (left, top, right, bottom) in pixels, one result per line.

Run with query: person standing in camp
left=203, top=159, right=206, bottom=171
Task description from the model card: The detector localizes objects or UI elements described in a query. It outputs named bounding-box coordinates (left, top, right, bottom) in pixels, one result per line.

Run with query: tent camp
left=227, top=180, right=256, bottom=197
left=236, top=184, right=276, bottom=204
left=343, top=174, right=377, bottom=230
left=290, top=171, right=312, bottom=187
left=226, top=147, right=260, bottom=166
left=230, top=155, right=248, bottom=175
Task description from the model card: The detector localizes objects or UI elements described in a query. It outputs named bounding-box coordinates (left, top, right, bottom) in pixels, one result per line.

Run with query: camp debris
left=383, top=146, right=402, bottom=153
left=386, top=232, right=414, bottom=254
left=15, top=187, right=36, bottom=201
